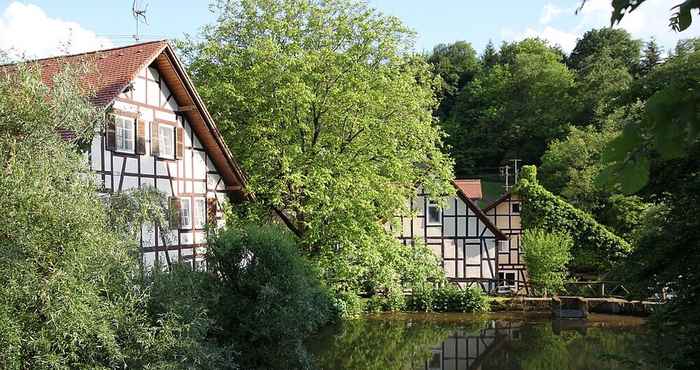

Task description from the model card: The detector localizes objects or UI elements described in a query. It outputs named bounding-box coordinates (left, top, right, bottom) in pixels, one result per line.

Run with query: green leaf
left=601, top=125, right=641, bottom=164
left=619, top=157, right=650, bottom=194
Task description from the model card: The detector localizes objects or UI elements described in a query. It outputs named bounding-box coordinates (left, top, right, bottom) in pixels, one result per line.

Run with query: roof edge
left=482, top=191, right=513, bottom=213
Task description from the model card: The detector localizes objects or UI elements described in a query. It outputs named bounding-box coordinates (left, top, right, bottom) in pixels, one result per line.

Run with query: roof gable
left=451, top=181, right=507, bottom=240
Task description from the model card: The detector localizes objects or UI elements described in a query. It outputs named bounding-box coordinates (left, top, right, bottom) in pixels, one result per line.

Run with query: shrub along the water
left=149, top=224, right=336, bottom=369
left=406, top=285, right=490, bottom=313
left=521, top=228, right=573, bottom=296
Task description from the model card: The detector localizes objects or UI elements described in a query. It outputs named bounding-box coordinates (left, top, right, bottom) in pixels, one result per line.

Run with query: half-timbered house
left=391, top=182, right=508, bottom=291
left=483, top=192, right=528, bottom=294
left=25, top=41, right=248, bottom=269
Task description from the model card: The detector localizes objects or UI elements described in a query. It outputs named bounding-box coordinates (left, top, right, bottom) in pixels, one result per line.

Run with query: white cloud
left=0, top=2, right=112, bottom=60
left=540, top=3, right=563, bottom=25
left=504, top=0, right=700, bottom=54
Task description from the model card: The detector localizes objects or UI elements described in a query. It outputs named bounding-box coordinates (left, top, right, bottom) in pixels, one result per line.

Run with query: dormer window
left=115, top=116, right=135, bottom=153
left=427, top=199, right=442, bottom=225
left=158, top=124, right=175, bottom=159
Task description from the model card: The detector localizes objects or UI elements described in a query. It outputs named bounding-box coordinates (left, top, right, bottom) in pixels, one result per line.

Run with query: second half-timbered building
left=483, top=192, right=528, bottom=294
left=28, top=41, right=248, bottom=269
left=391, top=181, right=508, bottom=291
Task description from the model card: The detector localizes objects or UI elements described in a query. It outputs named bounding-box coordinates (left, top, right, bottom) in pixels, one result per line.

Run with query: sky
left=1, top=0, right=699, bottom=59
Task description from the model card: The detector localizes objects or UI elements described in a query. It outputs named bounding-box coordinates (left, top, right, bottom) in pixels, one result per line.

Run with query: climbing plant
left=514, top=165, right=630, bottom=274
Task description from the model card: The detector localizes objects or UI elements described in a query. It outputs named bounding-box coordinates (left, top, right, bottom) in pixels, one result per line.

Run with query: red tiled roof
left=1, top=40, right=249, bottom=196
left=6, top=40, right=168, bottom=107
left=454, top=179, right=482, bottom=200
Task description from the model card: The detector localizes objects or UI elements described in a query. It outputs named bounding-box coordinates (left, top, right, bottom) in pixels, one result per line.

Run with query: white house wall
left=392, top=187, right=498, bottom=290
left=89, top=64, right=227, bottom=269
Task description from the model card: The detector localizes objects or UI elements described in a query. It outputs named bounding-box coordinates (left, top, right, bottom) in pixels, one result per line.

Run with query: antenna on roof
left=132, top=0, right=149, bottom=41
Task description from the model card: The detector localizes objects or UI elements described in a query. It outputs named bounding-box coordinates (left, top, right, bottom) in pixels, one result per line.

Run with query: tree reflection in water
left=308, top=313, right=663, bottom=370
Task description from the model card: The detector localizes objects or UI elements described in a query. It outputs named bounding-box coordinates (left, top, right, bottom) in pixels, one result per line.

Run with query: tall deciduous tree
left=427, top=41, right=481, bottom=120
left=573, top=47, right=633, bottom=125
left=180, top=0, right=452, bottom=299
left=567, top=28, right=641, bottom=74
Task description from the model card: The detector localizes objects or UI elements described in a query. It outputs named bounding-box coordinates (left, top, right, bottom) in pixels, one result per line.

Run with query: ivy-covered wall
left=514, top=166, right=631, bottom=274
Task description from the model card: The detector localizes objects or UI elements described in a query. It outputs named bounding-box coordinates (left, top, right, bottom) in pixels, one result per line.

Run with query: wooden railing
left=448, top=278, right=632, bottom=298
left=561, top=281, right=630, bottom=298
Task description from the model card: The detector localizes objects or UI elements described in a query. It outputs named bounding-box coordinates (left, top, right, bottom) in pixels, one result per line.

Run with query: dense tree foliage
left=443, top=38, right=575, bottom=176
left=181, top=0, right=451, bottom=312
left=427, top=41, right=481, bottom=120
left=567, top=28, right=641, bottom=74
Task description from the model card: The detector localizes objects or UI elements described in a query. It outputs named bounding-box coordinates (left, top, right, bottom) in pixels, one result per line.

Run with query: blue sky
left=1, top=0, right=698, bottom=59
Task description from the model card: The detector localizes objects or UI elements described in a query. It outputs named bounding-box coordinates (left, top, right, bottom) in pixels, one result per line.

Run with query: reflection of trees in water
left=309, top=317, right=485, bottom=370
left=481, top=321, right=658, bottom=370
left=310, top=317, right=660, bottom=370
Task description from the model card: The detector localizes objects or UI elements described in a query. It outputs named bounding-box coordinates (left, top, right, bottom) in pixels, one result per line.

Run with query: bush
left=406, top=285, right=490, bottom=313
left=515, top=165, right=630, bottom=273
left=207, top=224, right=336, bottom=369
left=521, top=228, right=573, bottom=296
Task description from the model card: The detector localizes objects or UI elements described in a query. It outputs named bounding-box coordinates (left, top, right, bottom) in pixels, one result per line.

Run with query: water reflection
left=309, top=313, right=661, bottom=370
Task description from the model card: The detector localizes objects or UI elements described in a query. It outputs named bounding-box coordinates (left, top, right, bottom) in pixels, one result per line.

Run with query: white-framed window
left=115, top=116, right=135, bottom=153
left=427, top=199, right=442, bottom=225
left=498, top=272, right=516, bottom=287
left=159, top=124, right=175, bottom=159
left=180, top=198, right=191, bottom=229
left=194, top=198, right=206, bottom=229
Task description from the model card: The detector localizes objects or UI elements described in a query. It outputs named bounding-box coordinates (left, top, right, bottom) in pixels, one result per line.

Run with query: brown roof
left=2, top=41, right=247, bottom=196
left=3, top=40, right=169, bottom=107
left=454, top=179, right=482, bottom=200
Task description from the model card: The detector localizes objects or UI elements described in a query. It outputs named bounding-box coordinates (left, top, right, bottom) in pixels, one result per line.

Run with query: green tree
left=639, top=38, right=663, bottom=76
left=521, top=229, right=573, bottom=296
left=427, top=41, right=481, bottom=120
left=447, top=38, right=576, bottom=176
left=567, top=28, right=641, bottom=74
left=573, top=47, right=633, bottom=125
left=481, top=39, right=499, bottom=68
left=180, top=0, right=452, bottom=305
left=539, top=125, right=617, bottom=212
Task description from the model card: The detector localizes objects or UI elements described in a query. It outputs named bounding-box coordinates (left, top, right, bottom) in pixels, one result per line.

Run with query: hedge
left=515, top=165, right=631, bottom=273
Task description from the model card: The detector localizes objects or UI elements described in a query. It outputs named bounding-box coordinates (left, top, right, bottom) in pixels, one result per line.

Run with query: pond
left=307, top=312, right=663, bottom=370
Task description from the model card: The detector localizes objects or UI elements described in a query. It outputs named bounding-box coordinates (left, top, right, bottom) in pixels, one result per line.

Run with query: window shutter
left=135, top=119, right=146, bottom=155
left=207, top=198, right=218, bottom=227
left=169, top=197, right=181, bottom=230
left=105, top=118, right=116, bottom=151
left=175, top=127, right=185, bottom=159
left=151, top=122, right=160, bottom=157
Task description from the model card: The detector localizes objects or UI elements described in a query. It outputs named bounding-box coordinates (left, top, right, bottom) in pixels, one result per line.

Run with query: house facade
left=483, top=192, right=528, bottom=294
left=391, top=182, right=508, bottom=292
left=30, top=41, right=248, bottom=269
